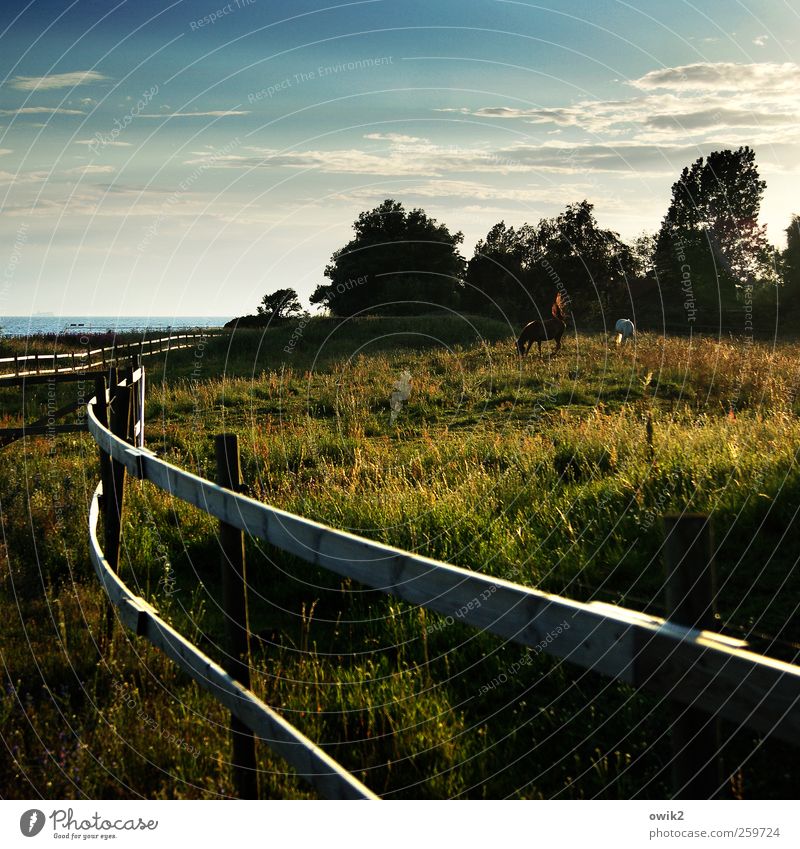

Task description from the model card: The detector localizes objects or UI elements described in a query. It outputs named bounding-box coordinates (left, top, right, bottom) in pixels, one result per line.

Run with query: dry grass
left=1, top=321, right=799, bottom=799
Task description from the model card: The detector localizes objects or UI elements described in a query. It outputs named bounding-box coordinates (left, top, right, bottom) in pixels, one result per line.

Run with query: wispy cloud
left=630, top=61, right=798, bottom=92
left=182, top=135, right=704, bottom=179
left=0, top=106, right=85, bottom=116
left=64, top=164, right=116, bottom=176
left=183, top=145, right=427, bottom=175
left=9, top=70, right=110, bottom=90
left=0, top=149, right=11, bottom=155
left=0, top=169, right=50, bottom=186
left=437, top=63, right=800, bottom=144
left=138, top=110, right=250, bottom=118
left=363, top=132, right=427, bottom=143
left=338, top=179, right=593, bottom=205
left=75, top=139, right=132, bottom=147
left=753, top=35, right=769, bottom=47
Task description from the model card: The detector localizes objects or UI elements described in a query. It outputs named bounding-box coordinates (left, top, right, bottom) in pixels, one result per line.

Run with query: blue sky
left=1, top=0, right=798, bottom=316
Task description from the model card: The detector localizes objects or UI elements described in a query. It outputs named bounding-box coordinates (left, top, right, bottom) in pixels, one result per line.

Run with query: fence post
left=94, top=375, right=112, bottom=512
left=104, top=367, right=132, bottom=574
left=215, top=433, right=258, bottom=799
left=662, top=513, right=724, bottom=799
left=93, top=372, right=116, bottom=648
left=136, top=358, right=145, bottom=448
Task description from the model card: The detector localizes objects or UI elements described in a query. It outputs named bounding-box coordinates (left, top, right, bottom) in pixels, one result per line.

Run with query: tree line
left=258, top=146, right=800, bottom=333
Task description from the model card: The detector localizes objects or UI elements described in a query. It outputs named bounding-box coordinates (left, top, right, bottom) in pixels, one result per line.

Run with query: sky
left=1, top=0, right=798, bottom=317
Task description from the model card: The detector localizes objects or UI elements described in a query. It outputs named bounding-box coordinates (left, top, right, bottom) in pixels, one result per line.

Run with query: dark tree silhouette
left=654, top=147, right=775, bottom=325
left=311, top=199, right=466, bottom=316
left=466, top=201, right=636, bottom=321
left=257, top=287, right=303, bottom=320
left=463, top=221, right=530, bottom=315
left=778, top=215, right=800, bottom=322
left=535, top=201, right=637, bottom=311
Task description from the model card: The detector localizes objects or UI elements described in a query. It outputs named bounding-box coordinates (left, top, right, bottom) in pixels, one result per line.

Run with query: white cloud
left=64, top=165, right=116, bottom=176
left=9, top=70, right=110, bottom=90
left=0, top=107, right=85, bottom=116
left=184, top=144, right=428, bottom=175
left=0, top=170, right=50, bottom=186
left=181, top=135, right=706, bottom=179
left=645, top=106, right=796, bottom=131
left=362, top=179, right=592, bottom=204
left=0, top=148, right=11, bottom=155
left=630, top=61, right=799, bottom=92
left=75, top=139, right=132, bottom=147
left=438, top=63, right=800, bottom=146
left=138, top=110, right=250, bottom=118
left=363, top=132, right=428, bottom=143
left=753, top=35, right=769, bottom=47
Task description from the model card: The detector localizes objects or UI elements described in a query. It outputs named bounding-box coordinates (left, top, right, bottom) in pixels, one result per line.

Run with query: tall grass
left=1, top=320, right=798, bottom=798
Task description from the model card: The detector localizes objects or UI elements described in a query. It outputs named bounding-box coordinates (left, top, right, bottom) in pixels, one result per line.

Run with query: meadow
left=1, top=316, right=799, bottom=799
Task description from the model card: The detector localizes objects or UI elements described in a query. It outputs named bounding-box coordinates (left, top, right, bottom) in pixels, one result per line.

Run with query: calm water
left=0, top=316, right=231, bottom=337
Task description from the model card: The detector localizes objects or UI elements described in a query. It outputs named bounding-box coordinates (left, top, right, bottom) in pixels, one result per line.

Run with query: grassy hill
left=1, top=318, right=798, bottom=798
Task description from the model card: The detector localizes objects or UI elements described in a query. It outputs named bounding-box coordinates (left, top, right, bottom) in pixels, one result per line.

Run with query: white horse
left=614, top=318, right=635, bottom=345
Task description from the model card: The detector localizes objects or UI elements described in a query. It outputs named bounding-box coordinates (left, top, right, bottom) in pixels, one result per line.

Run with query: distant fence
left=82, top=366, right=800, bottom=800
left=0, top=329, right=221, bottom=380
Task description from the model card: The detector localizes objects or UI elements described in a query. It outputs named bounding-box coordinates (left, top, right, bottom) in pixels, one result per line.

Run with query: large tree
left=463, top=221, right=531, bottom=315
left=257, top=287, right=303, bottom=320
left=536, top=200, right=637, bottom=309
left=465, top=201, right=636, bottom=320
left=311, top=199, right=466, bottom=315
left=781, top=215, right=800, bottom=314
left=654, top=146, right=775, bottom=324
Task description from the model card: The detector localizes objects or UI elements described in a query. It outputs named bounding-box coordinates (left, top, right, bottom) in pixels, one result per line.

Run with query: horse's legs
left=537, top=340, right=542, bottom=356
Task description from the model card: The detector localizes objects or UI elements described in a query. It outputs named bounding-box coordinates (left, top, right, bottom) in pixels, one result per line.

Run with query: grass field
left=1, top=316, right=798, bottom=799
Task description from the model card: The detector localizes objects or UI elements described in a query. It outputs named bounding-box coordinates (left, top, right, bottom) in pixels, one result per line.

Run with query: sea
left=0, top=316, right=231, bottom=337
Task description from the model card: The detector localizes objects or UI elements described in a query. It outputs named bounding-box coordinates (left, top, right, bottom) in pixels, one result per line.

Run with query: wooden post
left=215, top=433, right=258, bottom=799
left=104, top=367, right=131, bottom=573
left=94, top=373, right=115, bottom=649
left=662, top=513, right=724, bottom=799
left=136, top=359, right=145, bottom=448
left=94, top=375, right=112, bottom=513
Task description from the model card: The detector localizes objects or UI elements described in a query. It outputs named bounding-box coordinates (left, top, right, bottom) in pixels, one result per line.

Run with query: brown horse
left=516, top=293, right=567, bottom=356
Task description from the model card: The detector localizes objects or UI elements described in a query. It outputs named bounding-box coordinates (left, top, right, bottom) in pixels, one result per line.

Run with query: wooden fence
left=0, top=329, right=220, bottom=380
left=80, top=365, right=800, bottom=800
